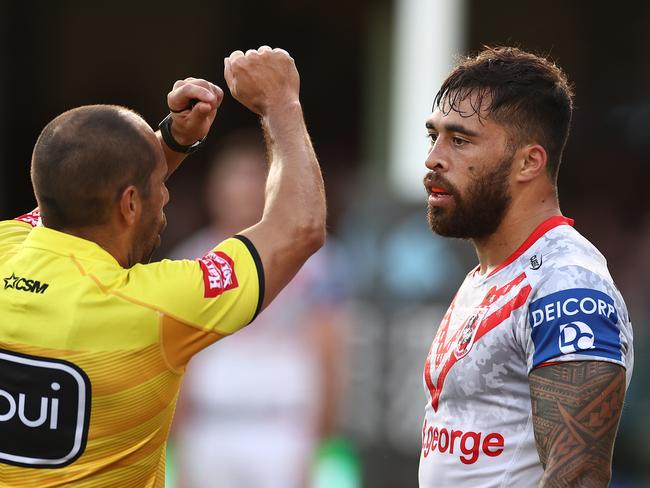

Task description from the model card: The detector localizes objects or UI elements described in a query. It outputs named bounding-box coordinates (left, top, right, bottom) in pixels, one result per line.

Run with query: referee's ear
left=118, top=185, right=140, bottom=227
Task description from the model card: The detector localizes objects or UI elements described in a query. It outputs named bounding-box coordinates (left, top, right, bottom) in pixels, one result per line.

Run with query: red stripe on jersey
left=481, top=272, right=527, bottom=307
left=473, top=284, right=531, bottom=344
left=424, top=282, right=532, bottom=412
left=487, top=216, right=574, bottom=278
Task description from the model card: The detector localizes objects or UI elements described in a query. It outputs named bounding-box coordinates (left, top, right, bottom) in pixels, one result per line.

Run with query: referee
left=0, top=46, right=325, bottom=487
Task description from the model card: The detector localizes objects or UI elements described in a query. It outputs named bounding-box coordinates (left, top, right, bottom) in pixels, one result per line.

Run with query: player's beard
left=427, top=154, right=513, bottom=240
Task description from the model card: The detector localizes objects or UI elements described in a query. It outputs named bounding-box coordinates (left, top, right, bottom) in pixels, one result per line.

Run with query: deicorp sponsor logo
left=3, top=273, right=49, bottom=294
left=529, top=288, right=622, bottom=366
left=558, top=321, right=595, bottom=354
left=421, top=419, right=504, bottom=464
left=0, top=349, right=91, bottom=468
left=530, top=292, right=617, bottom=327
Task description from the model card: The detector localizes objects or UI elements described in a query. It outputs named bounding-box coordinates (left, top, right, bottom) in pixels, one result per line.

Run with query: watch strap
left=158, top=114, right=206, bottom=154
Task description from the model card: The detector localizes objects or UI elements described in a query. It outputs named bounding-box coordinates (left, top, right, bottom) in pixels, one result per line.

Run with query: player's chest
left=423, top=272, right=532, bottom=410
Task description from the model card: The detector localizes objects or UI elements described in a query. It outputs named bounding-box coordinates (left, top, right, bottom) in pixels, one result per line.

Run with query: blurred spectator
left=169, top=130, right=348, bottom=488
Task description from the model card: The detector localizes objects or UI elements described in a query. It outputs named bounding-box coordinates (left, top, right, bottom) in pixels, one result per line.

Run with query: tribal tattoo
left=529, top=361, right=626, bottom=487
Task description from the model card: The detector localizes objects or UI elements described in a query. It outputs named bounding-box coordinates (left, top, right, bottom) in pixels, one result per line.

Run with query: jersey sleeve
left=125, top=235, right=264, bottom=335
left=523, top=265, right=633, bottom=373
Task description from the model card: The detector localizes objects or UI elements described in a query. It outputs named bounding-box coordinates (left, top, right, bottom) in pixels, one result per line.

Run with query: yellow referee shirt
left=0, top=210, right=264, bottom=487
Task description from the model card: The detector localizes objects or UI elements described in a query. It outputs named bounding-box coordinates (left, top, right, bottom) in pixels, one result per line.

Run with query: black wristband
left=158, top=114, right=206, bottom=155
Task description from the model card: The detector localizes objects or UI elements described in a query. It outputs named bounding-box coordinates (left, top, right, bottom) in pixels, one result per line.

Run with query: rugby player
left=0, top=46, right=325, bottom=486
left=419, top=47, right=633, bottom=487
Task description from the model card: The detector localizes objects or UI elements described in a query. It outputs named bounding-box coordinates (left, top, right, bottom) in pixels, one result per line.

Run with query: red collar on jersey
left=487, top=215, right=574, bottom=278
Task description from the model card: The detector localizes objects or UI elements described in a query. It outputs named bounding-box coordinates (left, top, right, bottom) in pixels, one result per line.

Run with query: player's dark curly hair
left=434, top=46, right=574, bottom=182
left=31, top=105, right=157, bottom=229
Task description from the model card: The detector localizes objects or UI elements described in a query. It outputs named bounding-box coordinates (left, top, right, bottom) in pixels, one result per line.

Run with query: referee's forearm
left=261, top=101, right=326, bottom=251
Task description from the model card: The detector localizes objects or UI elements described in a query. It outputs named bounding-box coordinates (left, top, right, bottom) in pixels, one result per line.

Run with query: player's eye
left=427, top=132, right=438, bottom=143
left=452, top=136, right=468, bottom=147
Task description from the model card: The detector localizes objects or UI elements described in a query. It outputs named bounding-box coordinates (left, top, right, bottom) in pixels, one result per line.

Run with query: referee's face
left=423, top=94, right=515, bottom=240
left=133, top=134, right=169, bottom=264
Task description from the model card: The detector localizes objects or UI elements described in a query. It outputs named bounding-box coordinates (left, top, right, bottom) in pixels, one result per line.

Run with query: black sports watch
left=158, top=114, right=206, bottom=155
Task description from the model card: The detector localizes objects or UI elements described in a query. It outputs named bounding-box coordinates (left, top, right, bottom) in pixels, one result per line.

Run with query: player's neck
left=472, top=191, right=561, bottom=276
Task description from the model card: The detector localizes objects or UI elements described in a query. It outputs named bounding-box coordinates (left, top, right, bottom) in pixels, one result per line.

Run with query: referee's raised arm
left=223, top=46, right=326, bottom=310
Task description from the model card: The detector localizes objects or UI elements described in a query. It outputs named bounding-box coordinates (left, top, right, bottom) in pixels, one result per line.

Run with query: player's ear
left=515, top=144, right=547, bottom=182
left=118, top=185, right=140, bottom=226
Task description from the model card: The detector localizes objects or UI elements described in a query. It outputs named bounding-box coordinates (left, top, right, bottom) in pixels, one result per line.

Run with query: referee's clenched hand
left=224, top=46, right=300, bottom=116
left=166, top=78, right=224, bottom=146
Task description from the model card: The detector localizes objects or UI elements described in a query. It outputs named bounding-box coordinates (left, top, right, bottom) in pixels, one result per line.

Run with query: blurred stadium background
left=1, top=1, right=649, bottom=486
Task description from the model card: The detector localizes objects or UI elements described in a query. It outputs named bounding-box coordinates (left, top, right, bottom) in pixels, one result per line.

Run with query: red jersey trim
left=487, top=216, right=574, bottom=278
left=532, top=361, right=562, bottom=370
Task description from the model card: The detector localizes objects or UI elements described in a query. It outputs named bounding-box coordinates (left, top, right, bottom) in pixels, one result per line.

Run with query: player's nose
left=425, top=144, right=449, bottom=172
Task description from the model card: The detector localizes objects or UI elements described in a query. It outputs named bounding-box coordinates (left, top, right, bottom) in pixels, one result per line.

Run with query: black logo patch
left=3, top=273, right=49, bottom=294
left=529, top=254, right=543, bottom=270
left=0, top=349, right=91, bottom=468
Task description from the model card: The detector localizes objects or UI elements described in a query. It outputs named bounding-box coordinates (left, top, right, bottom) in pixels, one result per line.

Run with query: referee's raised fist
left=224, top=46, right=300, bottom=116
left=166, top=78, right=223, bottom=146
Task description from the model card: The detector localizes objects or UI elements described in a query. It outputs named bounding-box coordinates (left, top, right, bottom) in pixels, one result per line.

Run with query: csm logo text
left=3, top=273, right=49, bottom=294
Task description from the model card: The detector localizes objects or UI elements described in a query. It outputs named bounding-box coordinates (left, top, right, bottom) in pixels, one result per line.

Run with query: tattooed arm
left=529, top=361, right=626, bottom=487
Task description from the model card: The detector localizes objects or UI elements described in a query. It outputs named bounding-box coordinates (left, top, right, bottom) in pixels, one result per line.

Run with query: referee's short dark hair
left=31, top=105, right=157, bottom=230
left=434, top=46, right=574, bottom=183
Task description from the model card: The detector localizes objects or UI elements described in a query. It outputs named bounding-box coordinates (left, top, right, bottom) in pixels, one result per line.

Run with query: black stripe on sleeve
left=233, top=234, right=265, bottom=322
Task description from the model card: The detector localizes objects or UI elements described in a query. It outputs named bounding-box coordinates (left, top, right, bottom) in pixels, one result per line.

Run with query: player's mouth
left=427, top=186, right=454, bottom=206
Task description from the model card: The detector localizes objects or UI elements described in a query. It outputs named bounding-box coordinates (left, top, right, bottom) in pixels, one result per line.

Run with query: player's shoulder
left=522, top=224, right=632, bottom=373
left=524, top=224, right=629, bottom=323
left=525, top=224, right=613, bottom=288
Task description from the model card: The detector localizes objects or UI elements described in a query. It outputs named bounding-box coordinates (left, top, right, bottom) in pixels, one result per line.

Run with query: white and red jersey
left=419, top=216, right=634, bottom=488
